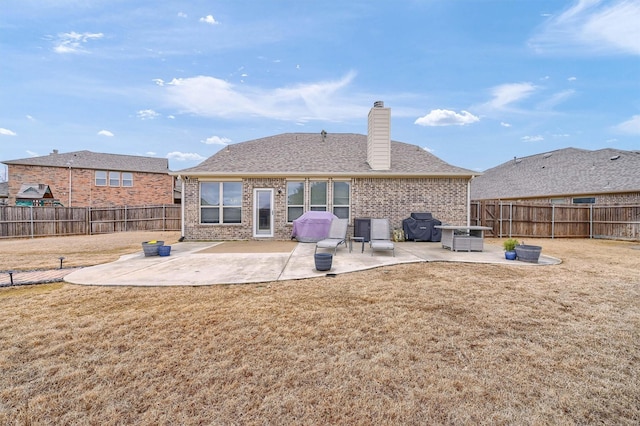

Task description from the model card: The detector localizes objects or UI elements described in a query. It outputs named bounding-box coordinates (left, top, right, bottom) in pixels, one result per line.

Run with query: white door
left=253, top=189, right=274, bottom=237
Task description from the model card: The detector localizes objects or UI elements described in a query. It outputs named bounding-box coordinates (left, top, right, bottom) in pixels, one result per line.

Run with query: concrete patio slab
left=64, top=240, right=561, bottom=287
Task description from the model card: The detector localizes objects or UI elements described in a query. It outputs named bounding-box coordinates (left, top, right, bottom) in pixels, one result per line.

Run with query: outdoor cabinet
left=354, top=218, right=371, bottom=242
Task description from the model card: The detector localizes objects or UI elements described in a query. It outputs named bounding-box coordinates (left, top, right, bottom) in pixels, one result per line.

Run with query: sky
left=1, top=0, right=639, bottom=177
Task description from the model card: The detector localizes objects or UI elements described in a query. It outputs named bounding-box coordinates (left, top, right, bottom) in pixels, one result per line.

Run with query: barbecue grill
left=402, top=212, right=442, bottom=242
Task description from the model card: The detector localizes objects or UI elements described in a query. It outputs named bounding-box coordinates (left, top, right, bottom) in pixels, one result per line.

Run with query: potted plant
left=503, top=238, right=518, bottom=260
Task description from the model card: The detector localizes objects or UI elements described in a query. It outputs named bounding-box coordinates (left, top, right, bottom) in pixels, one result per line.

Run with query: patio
left=64, top=240, right=560, bottom=287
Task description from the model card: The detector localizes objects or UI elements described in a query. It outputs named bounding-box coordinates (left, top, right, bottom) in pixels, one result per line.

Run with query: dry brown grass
left=0, top=231, right=181, bottom=271
left=0, top=235, right=639, bottom=424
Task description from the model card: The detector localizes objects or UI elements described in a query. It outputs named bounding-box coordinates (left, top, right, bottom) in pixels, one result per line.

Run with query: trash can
left=314, top=253, right=333, bottom=271
left=158, top=245, right=172, bottom=256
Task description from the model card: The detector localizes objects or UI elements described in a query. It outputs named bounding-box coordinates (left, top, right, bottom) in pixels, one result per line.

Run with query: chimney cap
left=373, top=101, right=384, bottom=108
left=51, top=149, right=59, bottom=155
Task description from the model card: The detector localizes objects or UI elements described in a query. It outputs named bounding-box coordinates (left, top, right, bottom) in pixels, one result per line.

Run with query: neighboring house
left=174, top=102, right=478, bottom=241
left=471, top=147, right=640, bottom=205
left=2, top=150, right=174, bottom=207
left=15, top=183, right=63, bottom=206
left=0, top=181, right=8, bottom=205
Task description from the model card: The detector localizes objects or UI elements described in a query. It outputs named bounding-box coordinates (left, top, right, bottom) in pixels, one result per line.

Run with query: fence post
left=590, top=204, right=593, bottom=239
left=551, top=204, right=555, bottom=239
left=509, top=202, right=513, bottom=238
left=87, top=207, right=91, bottom=235
left=124, top=205, right=127, bottom=232
left=30, top=206, right=34, bottom=239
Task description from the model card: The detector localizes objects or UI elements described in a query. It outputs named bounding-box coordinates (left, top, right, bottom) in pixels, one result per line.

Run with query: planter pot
left=314, top=253, right=333, bottom=271
left=505, top=250, right=517, bottom=260
left=158, top=245, right=171, bottom=257
left=142, top=241, right=164, bottom=257
left=515, top=245, right=542, bottom=263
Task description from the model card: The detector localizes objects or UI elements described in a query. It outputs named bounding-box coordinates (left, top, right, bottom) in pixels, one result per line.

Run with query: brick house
left=174, top=102, right=478, bottom=241
left=470, top=147, right=640, bottom=205
left=2, top=150, right=174, bottom=207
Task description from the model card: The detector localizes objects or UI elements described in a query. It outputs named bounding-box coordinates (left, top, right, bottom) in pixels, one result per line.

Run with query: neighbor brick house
left=471, top=147, right=640, bottom=205
left=2, top=150, right=174, bottom=207
left=174, top=102, right=478, bottom=241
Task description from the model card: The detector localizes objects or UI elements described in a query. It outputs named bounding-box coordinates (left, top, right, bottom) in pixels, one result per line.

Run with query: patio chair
left=315, top=218, right=349, bottom=255
left=369, top=218, right=395, bottom=256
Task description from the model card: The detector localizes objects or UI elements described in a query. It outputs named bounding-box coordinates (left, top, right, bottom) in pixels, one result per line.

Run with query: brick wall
left=183, top=176, right=469, bottom=241
left=7, top=164, right=174, bottom=207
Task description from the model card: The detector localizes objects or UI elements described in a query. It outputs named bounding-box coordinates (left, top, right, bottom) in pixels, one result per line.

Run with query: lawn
left=0, top=233, right=638, bottom=424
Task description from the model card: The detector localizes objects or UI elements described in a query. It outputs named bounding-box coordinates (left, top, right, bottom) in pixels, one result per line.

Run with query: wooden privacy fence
left=471, top=201, right=640, bottom=241
left=0, top=205, right=181, bottom=239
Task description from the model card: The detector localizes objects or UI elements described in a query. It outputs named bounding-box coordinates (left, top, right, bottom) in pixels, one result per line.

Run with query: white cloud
left=177, top=12, right=188, bottom=18
left=500, top=122, right=512, bottom=128
left=137, top=109, right=160, bottom=120
left=26, top=115, right=35, bottom=121
left=0, top=128, right=17, bottom=136
left=615, top=114, right=640, bottom=134
left=530, top=0, right=640, bottom=56
left=26, top=150, right=38, bottom=157
left=52, top=31, right=103, bottom=54
left=522, top=135, right=545, bottom=142
left=163, top=71, right=365, bottom=121
left=568, top=76, right=577, bottom=81
left=199, top=15, right=219, bottom=25
left=422, top=146, right=435, bottom=153
left=146, top=151, right=157, bottom=156
left=166, top=152, right=206, bottom=162
left=97, top=130, right=114, bottom=137
left=152, top=78, right=165, bottom=86
left=414, top=109, right=479, bottom=127
left=537, top=89, right=576, bottom=110
left=202, top=136, right=231, bottom=145
left=484, top=82, right=537, bottom=111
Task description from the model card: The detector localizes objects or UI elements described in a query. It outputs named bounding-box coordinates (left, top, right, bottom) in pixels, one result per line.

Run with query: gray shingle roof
left=2, top=150, right=170, bottom=174
left=176, top=133, right=476, bottom=177
left=470, top=147, right=640, bottom=200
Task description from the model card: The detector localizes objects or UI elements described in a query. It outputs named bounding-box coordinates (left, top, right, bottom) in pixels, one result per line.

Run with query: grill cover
left=291, top=211, right=338, bottom=242
left=402, top=212, right=442, bottom=242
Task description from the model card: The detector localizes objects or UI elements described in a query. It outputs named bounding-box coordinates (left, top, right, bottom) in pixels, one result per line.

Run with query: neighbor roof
left=471, top=147, right=640, bottom=200
left=175, top=133, right=476, bottom=177
left=2, top=150, right=170, bottom=174
left=16, top=183, right=53, bottom=199
left=0, top=181, right=8, bottom=198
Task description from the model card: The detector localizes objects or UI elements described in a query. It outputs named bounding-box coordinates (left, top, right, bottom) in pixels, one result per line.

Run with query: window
left=109, top=171, right=120, bottom=187
left=122, top=172, right=133, bottom=187
left=200, top=182, right=242, bottom=224
left=573, top=197, right=595, bottom=204
left=332, top=181, right=350, bottom=219
left=287, top=181, right=304, bottom=222
left=310, top=181, right=327, bottom=211
left=95, top=171, right=107, bottom=186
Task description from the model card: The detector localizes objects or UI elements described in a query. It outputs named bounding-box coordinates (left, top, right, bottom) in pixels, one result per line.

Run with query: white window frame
left=286, top=180, right=305, bottom=222
left=95, top=170, right=107, bottom=186
left=122, top=172, right=133, bottom=187
left=332, top=180, right=351, bottom=220
left=109, top=171, right=120, bottom=187
left=200, top=181, right=243, bottom=224
left=309, top=180, right=328, bottom=212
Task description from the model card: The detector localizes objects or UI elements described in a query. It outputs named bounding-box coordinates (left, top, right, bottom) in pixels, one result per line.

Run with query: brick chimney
left=367, top=101, right=391, bottom=170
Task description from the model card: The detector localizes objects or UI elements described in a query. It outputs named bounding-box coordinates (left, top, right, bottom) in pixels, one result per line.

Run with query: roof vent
left=373, top=100, right=384, bottom=108
left=543, top=153, right=552, bottom=158
left=610, top=155, right=620, bottom=160
left=321, top=129, right=327, bottom=141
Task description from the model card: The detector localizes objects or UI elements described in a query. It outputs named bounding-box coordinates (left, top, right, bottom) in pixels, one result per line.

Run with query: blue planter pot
left=505, top=251, right=516, bottom=260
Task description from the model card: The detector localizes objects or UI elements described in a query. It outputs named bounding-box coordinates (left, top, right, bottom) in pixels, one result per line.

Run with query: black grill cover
left=402, top=212, right=442, bottom=242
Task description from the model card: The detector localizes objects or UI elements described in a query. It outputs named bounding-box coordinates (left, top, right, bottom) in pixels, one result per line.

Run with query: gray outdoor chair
left=315, top=218, right=349, bottom=255
left=369, top=218, right=395, bottom=256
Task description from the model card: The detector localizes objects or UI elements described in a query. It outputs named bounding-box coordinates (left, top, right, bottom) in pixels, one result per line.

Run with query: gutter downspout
left=180, top=176, right=185, bottom=239
left=466, top=178, right=472, bottom=227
